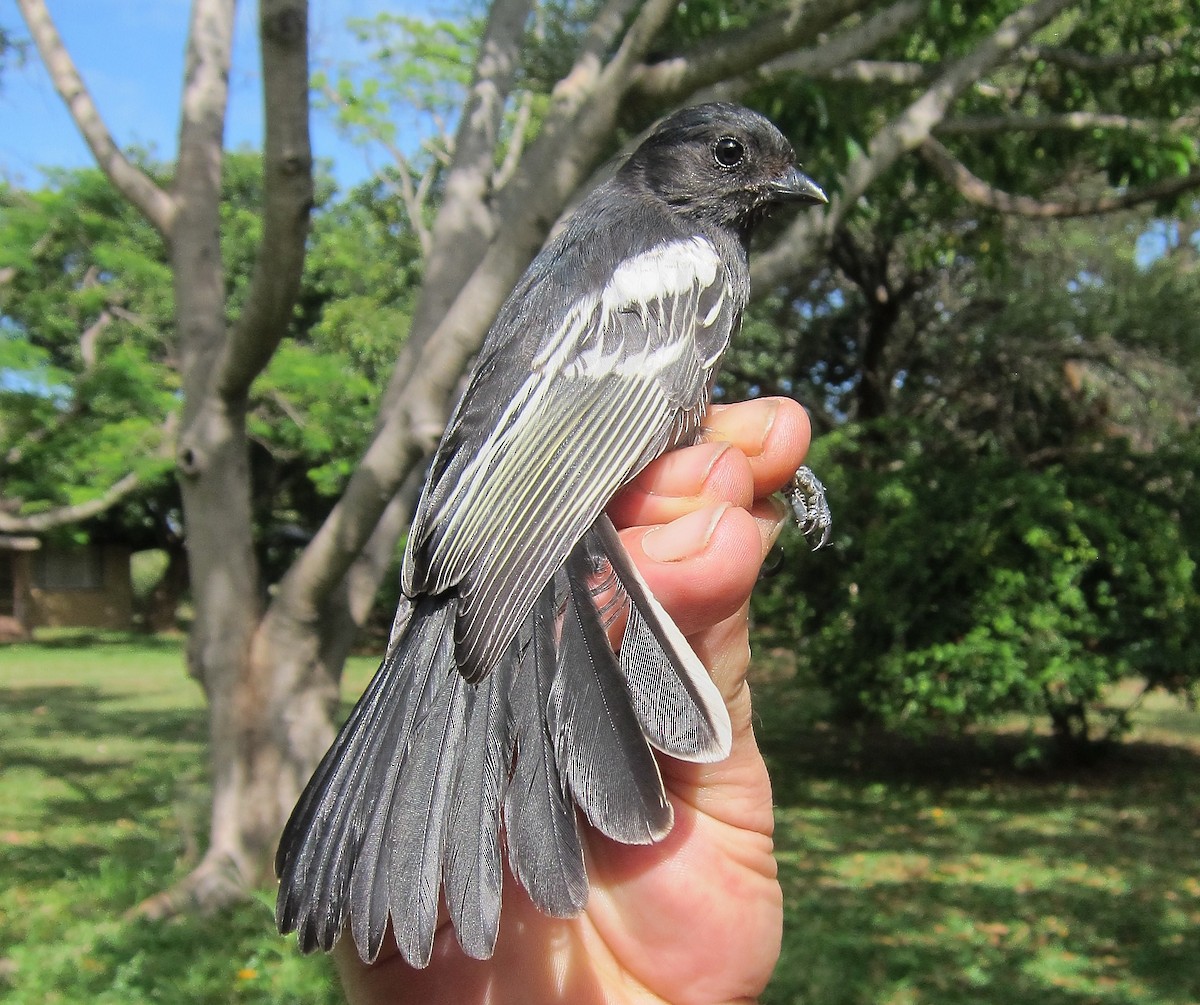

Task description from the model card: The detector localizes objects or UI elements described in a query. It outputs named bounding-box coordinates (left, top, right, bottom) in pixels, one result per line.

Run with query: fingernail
left=746, top=398, right=780, bottom=455
left=701, top=398, right=779, bottom=456
left=646, top=441, right=732, bottom=497
left=642, top=504, right=730, bottom=562
left=756, top=494, right=790, bottom=549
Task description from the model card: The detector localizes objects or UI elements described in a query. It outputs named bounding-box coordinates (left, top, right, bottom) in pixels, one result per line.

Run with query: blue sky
left=0, top=0, right=421, bottom=190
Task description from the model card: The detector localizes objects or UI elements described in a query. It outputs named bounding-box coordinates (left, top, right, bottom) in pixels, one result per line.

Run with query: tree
left=0, top=160, right=423, bottom=630
left=751, top=206, right=1200, bottom=752
left=11, top=0, right=1200, bottom=908
left=14, top=0, right=313, bottom=908
left=0, top=168, right=178, bottom=536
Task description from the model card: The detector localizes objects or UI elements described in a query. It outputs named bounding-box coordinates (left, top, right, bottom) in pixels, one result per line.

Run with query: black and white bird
left=275, top=102, right=828, bottom=967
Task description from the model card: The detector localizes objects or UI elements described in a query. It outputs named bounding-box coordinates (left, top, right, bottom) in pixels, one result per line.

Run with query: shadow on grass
left=19, top=629, right=186, bottom=651
left=2, top=684, right=204, bottom=745
left=5, top=651, right=1197, bottom=1004
left=1, top=683, right=208, bottom=893
left=755, top=680, right=1200, bottom=1005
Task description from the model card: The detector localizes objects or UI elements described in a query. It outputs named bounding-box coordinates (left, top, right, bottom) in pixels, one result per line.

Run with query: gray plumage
left=276, top=102, right=827, bottom=965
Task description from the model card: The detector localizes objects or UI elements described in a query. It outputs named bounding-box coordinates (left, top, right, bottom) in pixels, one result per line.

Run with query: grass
left=2, top=632, right=1198, bottom=1004
left=755, top=677, right=1200, bottom=1005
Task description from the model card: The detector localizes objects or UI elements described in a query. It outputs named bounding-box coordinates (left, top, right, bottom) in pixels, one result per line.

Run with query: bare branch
left=848, top=0, right=1077, bottom=199
left=629, top=0, right=873, bottom=104
left=438, top=0, right=532, bottom=213
left=921, top=137, right=1200, bottom=218
left=1019, top=38, right=1179, bottom=72
left=564, top=0, right=646, bottom=90
left=14, top=0, right=175, bottom=235
left=756, top=2, right=923, bottom=84
left=823, top=59, right=929, bottom=84
left=218, top=0, right=313, bottom=401
left=79, top=309, right=111, bottom=370
left=0, top=404, right=178, bottom=533
left=0, top=473, right=144, bottom=533
left=493, top=90, right=534, bottom=190
left=778, top=44, right=1179, bottom=88
left=391, top=0, right=533, bottom=404
left=753, top=0, right=1077, bottom=288
left=938, top=111, right=1200, bottom=136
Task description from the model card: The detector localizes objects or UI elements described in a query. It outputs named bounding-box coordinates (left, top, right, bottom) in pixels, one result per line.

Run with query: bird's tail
left=275, top=515, right=731, bottom=967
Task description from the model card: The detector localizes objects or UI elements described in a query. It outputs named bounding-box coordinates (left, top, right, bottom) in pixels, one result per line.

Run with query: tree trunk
left=142, top=0, right=316, bottom=913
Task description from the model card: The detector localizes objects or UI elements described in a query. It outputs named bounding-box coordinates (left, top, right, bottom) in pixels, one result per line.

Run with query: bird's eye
left=713, top=137, right=745, bottom=169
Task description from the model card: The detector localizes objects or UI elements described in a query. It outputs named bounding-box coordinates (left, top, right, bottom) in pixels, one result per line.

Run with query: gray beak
left=769, top=166, right=828, bottom=205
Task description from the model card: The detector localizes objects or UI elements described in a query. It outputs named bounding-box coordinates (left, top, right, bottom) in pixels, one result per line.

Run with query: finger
left=607, top=440, right=753, bottom=530
left=618, top=503, right=763, bottom=639
left=701, top=396, right=811, bottom=499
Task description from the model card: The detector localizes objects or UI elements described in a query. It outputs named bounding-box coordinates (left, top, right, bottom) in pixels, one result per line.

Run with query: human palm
left=336, top=397, right=810, bottom=1005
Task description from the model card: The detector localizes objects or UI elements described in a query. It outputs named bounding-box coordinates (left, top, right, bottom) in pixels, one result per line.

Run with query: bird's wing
left=405, top=234, right=743, bottom=681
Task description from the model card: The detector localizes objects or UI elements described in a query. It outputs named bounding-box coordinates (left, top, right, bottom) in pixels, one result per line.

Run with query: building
left=0, top=535, right=134, bottom=640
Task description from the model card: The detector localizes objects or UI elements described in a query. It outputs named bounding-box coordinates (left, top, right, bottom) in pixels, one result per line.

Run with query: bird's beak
left=769, top=167, right=828, bottom=205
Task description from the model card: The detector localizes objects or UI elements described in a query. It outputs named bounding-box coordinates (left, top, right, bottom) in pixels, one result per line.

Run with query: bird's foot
left=786, top=465, right=832, bottom=550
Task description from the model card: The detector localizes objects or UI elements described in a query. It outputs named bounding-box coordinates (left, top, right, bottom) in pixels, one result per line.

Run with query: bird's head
left=625, top=103, right=827, bottom=236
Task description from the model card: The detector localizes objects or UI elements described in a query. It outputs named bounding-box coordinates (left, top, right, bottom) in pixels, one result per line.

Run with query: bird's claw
left=786, top=465, right=832, bottom=550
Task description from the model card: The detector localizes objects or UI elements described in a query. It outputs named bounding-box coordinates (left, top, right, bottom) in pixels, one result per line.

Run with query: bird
left=275, top=101, right=828, bottom=968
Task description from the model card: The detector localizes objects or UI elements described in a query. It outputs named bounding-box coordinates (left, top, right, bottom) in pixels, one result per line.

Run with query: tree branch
left=1018, top=38, right=1179, bottom=72
left=629, top=0, right=873, bottom=104
left=813, top=45, right=1182, bottom=89
left=0, top=473, right=143, bottom=533
left=921, top=137, right=1200, bottom=218
left=493, top=89, right=534, bottom=189
left=821, top=58, right=929, bottom=84
left=318, top=77, right=433, bottom=255
left=385, top=0, right=533, bottom=410
left=14, top=0, right=175, bottom=235
left=937, top=110, right=1200, bottom=136
left=218, top=0, right=313, bottom=401
left=753, top=0, right=1077, bottom=288
left=755, top=1, right=923, bottom=84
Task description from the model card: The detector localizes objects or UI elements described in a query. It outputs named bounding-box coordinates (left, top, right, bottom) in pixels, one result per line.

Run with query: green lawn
left=2, top=632, right=1198, bottom=1004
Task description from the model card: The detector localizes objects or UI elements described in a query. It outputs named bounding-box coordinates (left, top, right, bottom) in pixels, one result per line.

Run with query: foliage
left=750, top=205, right=1200, bottom=747
left=4, top=634, right=1200, bottom=1003
left=251, top=181, right=422, bottom=524
left=757, top=424, right=1200, bottom=747
left=0, top=169, right=178, bottom=540
left=0, top=160, right=422, bottom=556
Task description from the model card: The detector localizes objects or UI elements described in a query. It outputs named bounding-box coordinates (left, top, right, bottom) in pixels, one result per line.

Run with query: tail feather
left=443, top=649, right=514, bottom=959
left=549, top=551, right=673, bottom=844
left=347, top=599, right=454, bottom=963
left=383, top=664, right=470, bottom=968
left=593, top=516, right=732, bottom=761
left=275, top=601, right=420, bottom=952
left=504, top=590, right=588, bottom=917
left=278, top=515, right=730, bottom=965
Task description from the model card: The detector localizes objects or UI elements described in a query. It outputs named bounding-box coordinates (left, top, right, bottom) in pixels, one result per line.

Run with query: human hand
left=336, top=396, right=811, bottom=1005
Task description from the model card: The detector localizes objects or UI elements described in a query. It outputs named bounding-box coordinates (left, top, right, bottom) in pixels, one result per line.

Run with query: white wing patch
left=532, top=236, right=726, bottom=377
left=601, top=237, right=722, bottom=316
